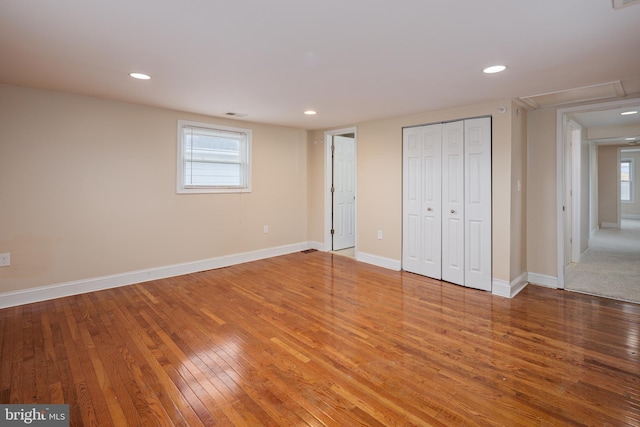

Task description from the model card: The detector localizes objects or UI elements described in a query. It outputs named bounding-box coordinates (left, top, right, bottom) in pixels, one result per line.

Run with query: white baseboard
left=308, top=241, right=325, bottom=251
left=622, top=214, right=640, bottom=220
left=0, top=242, right=312, bottom=309
left=0, top=245, right=568, bottom=309
left=601, top=222, right=618, bottom=229
left=527, top=273, right=559, bottom=288
left=356, top=252, right=401, bottom=271
left=492, top=272, right=528, bottom=298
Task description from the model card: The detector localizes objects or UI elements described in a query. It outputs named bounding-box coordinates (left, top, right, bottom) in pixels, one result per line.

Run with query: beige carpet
left=566, top=219, right=640, bottom=304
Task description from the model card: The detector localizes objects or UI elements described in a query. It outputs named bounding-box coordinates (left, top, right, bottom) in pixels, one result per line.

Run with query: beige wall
left=308, top=100, right=520, bottom=283
left=598, top=145, right=619, bottom=227
left=307, top=130, right=326, bottom=243
left=0, top=84, right=308, bottom=293
left=526, top=108, right=558, bottom=278
left=588, top=124, right=640, bottom=140
left=0, top=85, right=524, bottom=295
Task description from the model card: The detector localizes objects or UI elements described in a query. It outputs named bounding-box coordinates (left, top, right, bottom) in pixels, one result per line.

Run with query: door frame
left=555, top=97, right=640, bottom=288
left=324, top=127, right=357, bottom=252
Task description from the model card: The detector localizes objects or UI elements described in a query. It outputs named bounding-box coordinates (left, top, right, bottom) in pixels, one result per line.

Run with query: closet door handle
left=427, top=207, right=432, bottom=212
left=450, top=209, right=456, bottom=214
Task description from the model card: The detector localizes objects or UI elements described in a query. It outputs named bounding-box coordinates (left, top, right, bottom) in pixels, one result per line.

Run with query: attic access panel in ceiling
left=612, top=0, right=640, bottom=9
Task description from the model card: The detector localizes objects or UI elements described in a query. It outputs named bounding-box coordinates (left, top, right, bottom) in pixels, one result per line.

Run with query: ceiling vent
left=518, top=81, right=626, bottom=110
left=612, top=0, right=640, bottom=9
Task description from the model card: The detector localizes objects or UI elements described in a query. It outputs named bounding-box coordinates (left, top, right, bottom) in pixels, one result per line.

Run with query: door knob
left=427, top=207, right=432, bottom=212
left=451, top=209, right=456, bottom=214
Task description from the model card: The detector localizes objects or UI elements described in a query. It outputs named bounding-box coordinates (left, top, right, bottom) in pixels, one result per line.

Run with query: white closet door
left=421, top=125, right=443, bottom=278
left=333, top=135, right=356, bottom=250
left=441, top=121, right=465, bottom=286
left=403, top=118, right=492, bottom=291
left=402, top=124, right=442, bottom=278
left=464, top=117, right=492, bottom=291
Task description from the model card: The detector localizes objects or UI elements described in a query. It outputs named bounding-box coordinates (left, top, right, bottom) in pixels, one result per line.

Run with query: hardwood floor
left=1, top=251, right=639, bottom=426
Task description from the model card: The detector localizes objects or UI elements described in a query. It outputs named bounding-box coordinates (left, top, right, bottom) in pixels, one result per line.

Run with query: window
left=621, top=159, right=632, bottom=202
left=177, top=120, right=251, bottom=193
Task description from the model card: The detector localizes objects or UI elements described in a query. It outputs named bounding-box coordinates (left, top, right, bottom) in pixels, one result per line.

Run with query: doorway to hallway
left=558, top=98, right=640, bottom=303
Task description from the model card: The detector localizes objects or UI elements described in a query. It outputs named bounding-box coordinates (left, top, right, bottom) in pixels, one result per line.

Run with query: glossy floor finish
left=1, top=252, right=639, bottom=426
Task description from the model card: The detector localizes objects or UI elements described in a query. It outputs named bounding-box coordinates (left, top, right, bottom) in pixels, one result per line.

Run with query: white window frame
left=176, top=120, right=252, bottom=194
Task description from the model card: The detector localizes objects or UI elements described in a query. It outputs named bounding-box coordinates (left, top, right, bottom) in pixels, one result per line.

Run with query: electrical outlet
left=0, top=253, right=10, bottom=267
left=263, top=225, right=269, bottom=234
left=377, top=230, right=383, bottom=240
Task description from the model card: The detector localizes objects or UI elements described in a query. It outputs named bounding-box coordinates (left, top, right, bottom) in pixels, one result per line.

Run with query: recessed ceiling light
left=129, top=72, right=151, bottom=80
left=625, top=137, right=637, bottom=141
left=621, top=110, right=638, bottom=116
left=483, top=65, right=507, bottom=74
left=304, top=110, right=317, bottom=115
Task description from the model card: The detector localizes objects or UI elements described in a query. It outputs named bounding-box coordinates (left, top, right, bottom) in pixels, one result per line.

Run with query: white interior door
left=402, top=124, right=442, bottom=278
left=333, top=135, right=356, bottom=250
left=464, top=117, right=492, bottom=291
left=441, top=121, right=465, bottom=286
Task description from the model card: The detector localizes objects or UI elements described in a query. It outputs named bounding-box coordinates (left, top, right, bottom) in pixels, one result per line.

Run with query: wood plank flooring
left=1, top=251, right=639, bottom=426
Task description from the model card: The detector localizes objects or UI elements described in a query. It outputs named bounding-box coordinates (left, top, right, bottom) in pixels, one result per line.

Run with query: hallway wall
left=598, top=145, right=619, bottom=228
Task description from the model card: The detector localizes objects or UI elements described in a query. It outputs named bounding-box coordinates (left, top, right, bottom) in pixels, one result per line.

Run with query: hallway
left=567, top=219, right=640, bottom=303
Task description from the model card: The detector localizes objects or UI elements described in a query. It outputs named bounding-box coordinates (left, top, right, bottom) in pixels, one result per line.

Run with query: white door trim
left=570, top=120, right=582, bottom=263
left=324, top=127, right=357, bottom=252
left=555, top=97, right=640, bottom=288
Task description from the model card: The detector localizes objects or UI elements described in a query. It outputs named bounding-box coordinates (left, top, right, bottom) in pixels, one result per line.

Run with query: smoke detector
left=612, top=0, right=640, bottom=9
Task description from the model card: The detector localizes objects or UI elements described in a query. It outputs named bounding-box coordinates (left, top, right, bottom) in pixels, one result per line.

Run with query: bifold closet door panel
left=402, top=125, right=442, bottom=279
left=441, top=121, right=465, bottom=286
left=464, top=117, right=492, bottom=291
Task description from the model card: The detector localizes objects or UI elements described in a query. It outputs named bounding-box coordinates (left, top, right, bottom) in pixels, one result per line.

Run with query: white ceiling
left=1, top=0, right=640, bottom=130
left=571, top=104, right=640, bottom=144
left=570, top=106, right=640, bottom=128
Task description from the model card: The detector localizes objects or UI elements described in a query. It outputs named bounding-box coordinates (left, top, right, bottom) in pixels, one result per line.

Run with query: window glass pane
left=185, top=162, right=241, bottom=186
left=185, top=130, right=241, bottom=163
left=621, top=161, right=630, bottom=181
left=621, top=160, right=632, bottom=202
left=621, top=181, right=631, bottom=201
